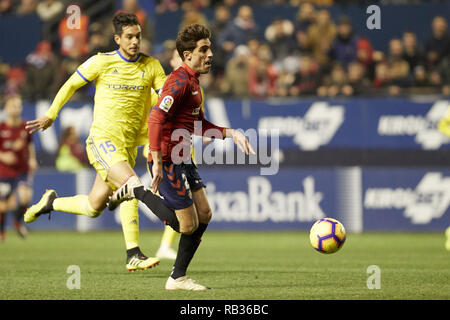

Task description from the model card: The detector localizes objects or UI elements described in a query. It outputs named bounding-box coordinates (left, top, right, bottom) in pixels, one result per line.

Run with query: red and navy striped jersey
left=148, top=63, right=225, bottom=163
left=0, top=120, right=32, bottom=178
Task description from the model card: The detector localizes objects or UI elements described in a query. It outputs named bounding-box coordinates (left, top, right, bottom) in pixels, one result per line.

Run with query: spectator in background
left=293, top=2, right=316, bottom=54
left=179, top=2, right=209, bottom=29
left=180, top=0, right=210, bottom=11
left=56, top=126, right=89, bottom=173
left=329, top=16, right=358, bottom=70
left=306, top=9, right=336, bottom=69
left=301, top=0, right=332, bottom=5
left=373, top=60, right=407, bottom=97
left=5, top=67, right=26, bottom=97
left=36, top=0, right=64, bottom=41
left=117, top=0, right=153, bottom=41
left=210, top=5, right=231, bottom=45
left=139, top=38, right=152, bottom=56
left=221, top=45, right=250, bottom=98
left=247, top=38, right=261, bottom=63
left=372, top=61, right=390, bottom=91
left=155, top=39, right=177, bottom=74
left=36, top=0, right=63, bottom=21
left=435, top=54, right=450, bottom=95
left=209, top=5, right=231, bottom=79
left=317, top=63, right=348, bottom=97
left=428, top=69, right=443, bottom=91
left=22, top=41, right=59, bottom=101
left=16, top=0, right=36, bottom=15
left=220, top=0, right=237, bottom=8
left=425, top=16, right=450, bottom=70
left=294, top=2, right=316, bottom=33
left=265, top=17, right=296, bottom=66
left=0, top=59, right=10, bottom=103
left=387, top=38, right=413, bottom=90
left=58, top=3, right=90, bottom=59
left=87, top=23, right=110, bottom=56
left=356, top=37, right=376, bottom=81
left=0, top=0, right=14, bottom=14
left=402, top=31, right=424, bottom=74
left=218, top=5, right=260, bottom=60
left=413, top=65, right=430, bottom=87
left=342, top=61, right=371, bottom=96
left=248, top=44, right=278, bottom=98
left=155, top=0, right=179, bottom=14
left=290, top=55, right=322, bottom=96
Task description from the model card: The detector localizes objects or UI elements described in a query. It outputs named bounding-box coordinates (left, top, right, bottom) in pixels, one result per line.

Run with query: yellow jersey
left=438, top=111, right=450, bottom=137
left=46, top=50, right=166, bottom=147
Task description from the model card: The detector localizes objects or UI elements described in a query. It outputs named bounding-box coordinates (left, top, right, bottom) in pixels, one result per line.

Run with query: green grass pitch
left=0, top=230, right=449, bottom=300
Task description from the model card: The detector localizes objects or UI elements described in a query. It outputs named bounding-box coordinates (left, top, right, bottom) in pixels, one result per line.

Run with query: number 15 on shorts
left=99, top=140, right=116, bottom=155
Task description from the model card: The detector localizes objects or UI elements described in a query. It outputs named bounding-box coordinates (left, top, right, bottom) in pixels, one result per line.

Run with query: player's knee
left=86, top=206, right=102, bottom=218
left=199, top=209, right=212, bottom=224
left=87, top=209, right=102, bottom=218
left=86, top=200, right=103, bottom=218
left=180, top=223, right=198, bottom=235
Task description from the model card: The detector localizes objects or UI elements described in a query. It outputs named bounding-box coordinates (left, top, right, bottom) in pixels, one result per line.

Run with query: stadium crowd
left=1, top=0, right=450, bottom=104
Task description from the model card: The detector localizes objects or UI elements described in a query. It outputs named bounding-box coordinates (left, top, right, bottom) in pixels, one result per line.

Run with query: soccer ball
left=309, top=218, right=346, bottom=254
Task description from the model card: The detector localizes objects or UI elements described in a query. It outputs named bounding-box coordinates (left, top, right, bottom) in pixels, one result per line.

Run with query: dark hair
left=113, top=12, right=140, bottom=35
left=176, top=24, right=211, bottom=61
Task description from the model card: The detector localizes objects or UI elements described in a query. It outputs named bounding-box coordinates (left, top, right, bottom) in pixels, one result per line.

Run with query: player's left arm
left=25, top=71, right=88, bottom=133
left=224, top=128, right=256, bottom=155
left=26, top=54, right=101, bottom=133
left=198, top=109, right=256, bottom=156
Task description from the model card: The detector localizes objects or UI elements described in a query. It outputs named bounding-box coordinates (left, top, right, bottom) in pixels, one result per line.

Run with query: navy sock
left=171, top=223, right=208, bottom=279
left=133, top=186, right=180, bottom=232
left=126, top=246, right=143, bottom=259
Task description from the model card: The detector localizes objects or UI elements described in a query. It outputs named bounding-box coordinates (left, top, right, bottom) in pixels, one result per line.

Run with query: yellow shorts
left=85, top=135, right=137, bottom=182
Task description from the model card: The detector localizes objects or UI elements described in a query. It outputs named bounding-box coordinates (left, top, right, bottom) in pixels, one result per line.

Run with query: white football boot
left=165, top=276, right=210, bottom=291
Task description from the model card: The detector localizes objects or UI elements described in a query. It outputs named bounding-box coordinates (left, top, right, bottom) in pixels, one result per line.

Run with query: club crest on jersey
left=159, top=95, right=174, bottom=112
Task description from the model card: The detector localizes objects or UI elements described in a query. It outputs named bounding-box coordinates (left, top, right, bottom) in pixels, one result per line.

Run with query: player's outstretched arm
left=26, top=72, right=87, bottom=133
left=224, top=128, right=256, bottom=156
left=25, top=115, right=54, bottom=134
left=200, top=116, right=256, bottom=155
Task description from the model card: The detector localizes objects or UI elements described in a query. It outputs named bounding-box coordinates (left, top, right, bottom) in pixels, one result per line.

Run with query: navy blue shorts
left=0, top=174, right=33, bottom=201
left=147, top=162, right=205, bottom=210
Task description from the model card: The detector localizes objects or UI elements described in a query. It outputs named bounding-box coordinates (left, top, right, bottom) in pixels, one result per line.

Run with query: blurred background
left=1, top=0, right=450, bottom=233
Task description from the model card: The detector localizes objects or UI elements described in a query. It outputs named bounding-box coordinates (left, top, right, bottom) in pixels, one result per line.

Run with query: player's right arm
left=148, top=72, right=186, bottom=193
left=26, top=54, right=102, bottom=133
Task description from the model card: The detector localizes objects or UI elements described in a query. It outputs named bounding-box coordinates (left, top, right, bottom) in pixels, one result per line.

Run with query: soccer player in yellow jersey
left=437, top=112, right=450, bottom=251
left=24, top=13, right=178, bottom=270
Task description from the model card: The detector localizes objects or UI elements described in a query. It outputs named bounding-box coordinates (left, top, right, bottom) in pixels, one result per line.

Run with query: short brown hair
left=113, top=12, right=140, bottom=35
left=176, top=24, right=211, bottom=61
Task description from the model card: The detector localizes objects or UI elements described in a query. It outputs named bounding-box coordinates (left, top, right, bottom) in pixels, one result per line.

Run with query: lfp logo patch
left=159, top=95, right=174, bottom=112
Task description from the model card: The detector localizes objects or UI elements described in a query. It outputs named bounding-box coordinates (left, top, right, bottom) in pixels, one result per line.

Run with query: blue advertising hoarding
left=14, top=167, right=450, bottom=232
left=13, top=98, right=450, bottom=157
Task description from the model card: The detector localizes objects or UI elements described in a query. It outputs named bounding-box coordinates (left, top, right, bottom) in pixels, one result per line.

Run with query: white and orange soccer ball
left=309, top=218, right=346, bottom=254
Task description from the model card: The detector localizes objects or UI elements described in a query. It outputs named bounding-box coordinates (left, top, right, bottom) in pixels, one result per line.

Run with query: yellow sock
left=52, top=195, right=101, bottom=217
left=119, top=199, right=140, bottom=250
left=160, top=225, right=178, bottom=247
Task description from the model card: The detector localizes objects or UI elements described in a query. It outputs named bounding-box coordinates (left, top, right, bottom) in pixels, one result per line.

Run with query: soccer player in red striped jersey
left=0, top=95, right=37, bottom=241
left=109, top=24, right=255, bottom=290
